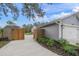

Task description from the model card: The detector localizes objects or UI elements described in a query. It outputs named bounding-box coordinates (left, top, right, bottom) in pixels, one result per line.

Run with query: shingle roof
left=39, top=11, right=79, bottom=28
left=4, top=25, right=20, bottom=29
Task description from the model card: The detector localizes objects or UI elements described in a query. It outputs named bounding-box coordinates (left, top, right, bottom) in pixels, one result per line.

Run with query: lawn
left=0, top=41, right=10, bottom=48
left=25, top=32, right=32, bottom=35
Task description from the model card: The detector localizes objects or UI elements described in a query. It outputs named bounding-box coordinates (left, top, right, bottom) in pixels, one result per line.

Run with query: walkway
left=0, top=35, right=58, bottom=56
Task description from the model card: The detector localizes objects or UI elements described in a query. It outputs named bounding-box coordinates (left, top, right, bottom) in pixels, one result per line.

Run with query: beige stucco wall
left=3, top=27, right=12, bottom=40
left=42, top=24, right=59, bottom=40
left=63, top=14, right=79, bottom=26
left=63, top=25, right=79, bottom=44
left=41, top=23, right=79, bottom=45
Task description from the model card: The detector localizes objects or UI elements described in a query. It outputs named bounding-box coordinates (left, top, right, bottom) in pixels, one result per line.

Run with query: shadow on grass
left=0, top=40, right=10, bottom=48
left=25, top=32, right=32, bottom=35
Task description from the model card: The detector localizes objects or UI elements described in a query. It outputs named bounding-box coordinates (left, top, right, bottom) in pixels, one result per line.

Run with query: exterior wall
left=3, top=28, right=12, bottom=40
left=42, top=24, right=59, bottom=40
left=12, top=29, right=24, bottom=40
left=77, top=28, right=79, bottom=42
left=63, top=25, right=79, bottom=44
left=63, top=14, right=79, bottom=26
left=3, top=28, right=24, bottom=40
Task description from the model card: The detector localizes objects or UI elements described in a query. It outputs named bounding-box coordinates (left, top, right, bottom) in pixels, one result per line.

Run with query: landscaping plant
left=38, top=36, right=54, bottom=47
left=57, top=39, right=69, bottom=46
left=57, top=39, right=78, bottom=55
left=38, top=37, right=49, bottom=44
left=46, top=39, right=54, bottom=47
left=63, top=45, right=78, bottom=55
left=37, top=37, right=79, bottom=56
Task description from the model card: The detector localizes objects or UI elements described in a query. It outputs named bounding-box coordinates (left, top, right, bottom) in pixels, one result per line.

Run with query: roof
left=39, top=11, right=79, bottom=28
left=4, top=25, right=20, bottom=29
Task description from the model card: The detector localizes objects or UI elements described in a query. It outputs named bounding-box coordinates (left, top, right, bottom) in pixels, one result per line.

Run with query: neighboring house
left=3, top=25, right=24, bottom=40
left=39, top=12, right=79, bottom=45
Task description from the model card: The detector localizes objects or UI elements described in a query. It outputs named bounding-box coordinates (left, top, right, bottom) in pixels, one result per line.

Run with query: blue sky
left=0, top=3, right=79, bottom=27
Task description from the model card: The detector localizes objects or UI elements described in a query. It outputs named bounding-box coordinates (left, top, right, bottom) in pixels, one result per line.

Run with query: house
left=39, top=12, right=79, bottom=45
left=3, top=25, right=24, bottom=40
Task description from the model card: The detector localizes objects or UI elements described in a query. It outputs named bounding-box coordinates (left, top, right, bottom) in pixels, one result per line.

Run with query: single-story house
left=3, top=25, right=24, bottom=40
left=39, top=12, right=79, bottom=45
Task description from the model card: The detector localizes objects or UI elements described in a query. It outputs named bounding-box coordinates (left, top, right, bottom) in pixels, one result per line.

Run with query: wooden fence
left=33, top=28, right=45, bottom=40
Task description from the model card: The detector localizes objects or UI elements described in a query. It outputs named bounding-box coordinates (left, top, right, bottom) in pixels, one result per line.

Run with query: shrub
left=57, top=39, right=69, bottom=46
left=63, top=45, right=78, bottom=55
left=38, top=36, right=54, bottom=47
left=46, top=39, right=54, bottom=47
left=57, top=39, right=78, bottom=55
left=38, top=37, right=49, bottom=44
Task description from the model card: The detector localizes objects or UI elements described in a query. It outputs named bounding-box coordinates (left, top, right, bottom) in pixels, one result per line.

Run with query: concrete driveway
left=0, top=35, right=58, bottom=56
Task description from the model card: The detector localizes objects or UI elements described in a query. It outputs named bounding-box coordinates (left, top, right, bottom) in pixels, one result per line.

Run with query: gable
left=62, top=14, right=79, bottom=26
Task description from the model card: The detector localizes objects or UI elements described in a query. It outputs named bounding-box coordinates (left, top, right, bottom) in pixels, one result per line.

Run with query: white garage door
left=63, top=25, right=78, bottom=44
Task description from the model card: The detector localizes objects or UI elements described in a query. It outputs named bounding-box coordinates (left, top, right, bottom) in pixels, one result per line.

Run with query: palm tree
left=0, top=3, right=45, bottom=20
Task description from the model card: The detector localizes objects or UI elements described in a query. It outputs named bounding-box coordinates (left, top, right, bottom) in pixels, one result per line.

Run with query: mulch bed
left=37, top=41, right=79, bottom=56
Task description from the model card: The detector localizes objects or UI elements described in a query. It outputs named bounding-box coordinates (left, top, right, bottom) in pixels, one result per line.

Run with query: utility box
left=3, top=25, right=24, bottom=40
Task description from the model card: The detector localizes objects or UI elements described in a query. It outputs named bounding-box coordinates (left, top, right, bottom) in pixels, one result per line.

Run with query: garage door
left=63, top=25, right=78, bottom=44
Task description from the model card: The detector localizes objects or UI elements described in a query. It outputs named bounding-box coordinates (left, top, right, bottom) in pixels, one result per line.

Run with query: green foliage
left=0, top=3, right=44, bottom=20
left=38, top=36, right=54, bottom=47
left=0, top=29, right=3, bottom=34
left=46, top=39, right=54, bottom=47
left=63, top=45, right=78, bottom=55
left=38, top=37, right=79, bottom=55
left=0, top=41, right=10, bottom=48
left=57, top=39, right=78, bottom=55
left=23, top=3, right=45, bottom=20
left=25, top=32, right=32, bottom=35
left=38, top=37, right=49, bottom=44
left=22, top=24, right=33, bottom=33
left=7, top=20, right=15, bottom=25
left=57, top=39, right=69, bottom=46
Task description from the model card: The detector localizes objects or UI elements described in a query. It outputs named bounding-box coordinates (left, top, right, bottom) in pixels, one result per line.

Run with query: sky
left=0, top=3, right=79, bottom=27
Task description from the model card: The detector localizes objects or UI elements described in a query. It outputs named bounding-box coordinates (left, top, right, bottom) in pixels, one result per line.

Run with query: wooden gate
left=18, top=29, right=24, bottom=40
left=12, top=29, right=24, bottom=40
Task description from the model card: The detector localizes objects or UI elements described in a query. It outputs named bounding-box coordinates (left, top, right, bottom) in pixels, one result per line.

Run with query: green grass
left=25, top=32, right=32, bottom=35
left=0, top=41, right=10, bottom=48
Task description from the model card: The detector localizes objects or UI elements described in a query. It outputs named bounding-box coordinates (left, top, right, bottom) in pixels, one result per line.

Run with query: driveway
left=0, top=35, right=58, bottom=56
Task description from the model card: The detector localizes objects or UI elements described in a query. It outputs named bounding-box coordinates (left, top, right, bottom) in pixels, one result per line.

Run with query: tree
left=33, top=21, right=49, bottom=26
left=6, top=20, right=15, bottom=25
left=0, top=3, right=45, bottom=20
left=22, top=24, right=27, bottom=33
left=22, top=24, right=33, bottom=33
left=0, top=28, right=4, bottom=37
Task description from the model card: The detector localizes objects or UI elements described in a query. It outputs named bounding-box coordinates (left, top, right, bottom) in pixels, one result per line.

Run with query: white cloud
left=34, top=12, right=71, bottom=23
left=49, top=12, right=71, bottom=20
left=72, top=6, right=79, bottom=12
left=35, top=15, right=50, bottom=22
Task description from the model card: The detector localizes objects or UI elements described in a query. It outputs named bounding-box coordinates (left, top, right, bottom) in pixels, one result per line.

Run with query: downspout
left=61, top=24, right=63, bottom=39
left=58, top=20, right=63, bottom=39
left=61, top=20, right=64, bottom=39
